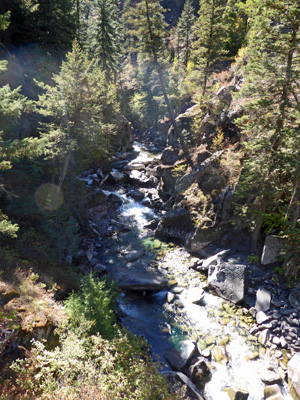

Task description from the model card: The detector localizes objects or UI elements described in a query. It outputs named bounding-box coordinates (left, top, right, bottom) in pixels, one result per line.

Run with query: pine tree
left=235, top=0, right=300, bottom=258
left=87, top=0, right=122, bottom=81
left=125, top=0, right=192, bottom=165
left=176, top=0, right=197, bottom=68
left=193, top=0, right=229, bottom=94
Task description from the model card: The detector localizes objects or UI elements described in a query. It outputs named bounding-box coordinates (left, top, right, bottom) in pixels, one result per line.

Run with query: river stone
left=258, top=329, right=270, bottom=345
left=255, top=288, right=271, bottom=312
left=188, top=357, right=212, bottom=388
left=288, top=353, right=300, bottom=398
left=109, top=268, right=167, bottom=291
left=186, top=288, right=205, bottom=305
left=163, top=371, right=204, bottom=400
left=264, top=384, right=284, bottom=400
left=164, top=340, right=198, bottom=372
left=207, top=263, right=246, bottom=304
left=121, top=249, right=144, bottom=262
left=211, top=345, right=229, bottom=365
left=261, top=370, right=281, bottom=385
left=261, top=236, right=282, bottom=265
left=256, top=311, right=270, bottom=325
left=167, top=291, right=176, bottom=303
left=224, top=387, right=249, bottom=400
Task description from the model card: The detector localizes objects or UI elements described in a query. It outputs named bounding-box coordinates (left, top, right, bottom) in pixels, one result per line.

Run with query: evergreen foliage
left=235, top=0, right=300, bottom=258
left=176, top=0, right=197, bottom=68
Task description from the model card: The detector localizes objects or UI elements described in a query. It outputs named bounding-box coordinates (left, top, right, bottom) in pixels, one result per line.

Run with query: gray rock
left=186, top=225, right=228, bottom=254
left=108, top=170, right=127, bottom=184
left=260, top=370, right=281, bottom=385
left=121, top=249, right=145, bottom=262
left=258, top=329, right=270, bottom=345
left=188, top=357, right=212, bottom=388
left=256, top=311, right=270, bottom=324
left=163, top=371, right=204, bottom=400
left=224, top=387, right=249, bottom=400
left=207, top=263, right=247, bottom=304
left=164, top=340, right=199, bottom=372
left=174, top=170, right=195, bottom=193
left=167, top=292, right=176, bottom=303
left=261, top=236, right=283, bottom=265
left=216, top=86, right=232, bottom=104
left=201, top=249, right=231, bottom=270
left=109, top=268, right=167, bottom=291
left=255, top=288, right=271, bottom=312
left=93, top=263, right=107, bottom=276
left=161, top=147, right=180, bottom=165
left=156, top=207, right=193, bottom=240
left=264, top=384, right=284, bottom=399
left=288, top=353, right=300, bottom=398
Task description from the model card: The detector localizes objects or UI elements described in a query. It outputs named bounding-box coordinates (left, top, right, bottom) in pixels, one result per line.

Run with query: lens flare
left=35, top=183, right=64, bottom=211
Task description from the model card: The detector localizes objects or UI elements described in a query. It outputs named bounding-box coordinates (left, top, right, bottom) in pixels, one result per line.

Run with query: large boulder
left=288, top=353, right=300, bottom=399
left=164, top=340, right=199, bottom=372
left=156, top=207, right=193, bottom=240
left=167, top=104, right=201, bottom=147
left=161, top=146, right=180, bottom=165
left=187, top=357, right=212, bottom=388
left=108, top=268, right=167, bottom=291
left=261, top=236, right=283, bottom=265
left=185, top=225, right=228, bottom=255
left=208, top=263, right=247, bottom=303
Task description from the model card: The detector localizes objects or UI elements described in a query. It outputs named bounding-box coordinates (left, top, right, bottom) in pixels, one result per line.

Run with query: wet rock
left=264, top=384, right=284, bottom=400
left=207, top=263, right=247, bottom=304
left=261, top=236, right=283, bottom=265
left=109, top=268, right=167, bottom=291
left=107, top=193, right=123, bottom=209
left=211, top=345, right=229, bottom=365
left=186, top=288, right=205, bottom=305
left=224, top=387, right=249, bottom=400
left=188, top=357, right=212, bottom=388
left=167, top=292, right=176, bottom=303
left=156, top=207, right=193, bottom=240
left=163, top=371, right=205, bottom=400
left=144, top=219, right=159, bottom=230
left=255, top=288, right=271, bottom=312
left=164, top=340, right=199, bottom=372
left=121, top=249, right=145, bottom=262
left=127, top=189, right=145, bottom=201
left=107, top=170, right=128, bottom=184
left=288, top=353, right=300, bottom=398
left=261, top=370, right=281, bottom=385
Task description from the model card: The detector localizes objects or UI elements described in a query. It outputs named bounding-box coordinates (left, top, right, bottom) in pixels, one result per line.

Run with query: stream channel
left=84, top=143, right=293, bottom=400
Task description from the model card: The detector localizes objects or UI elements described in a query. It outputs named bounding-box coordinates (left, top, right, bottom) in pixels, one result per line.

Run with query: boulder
left=288, top=353, right=300, bottom=398
left=163, top=371, right=204, bottom=400
left=264, top=384, right=284, bottom=400
left=164, top=340, right=199, bottom=372
left=216, top=86, right=232, bottom=104
left=156, top=207, right=193, bottom=240
left=260, top=370, right=281, bottom=385
left=107, top=170, right=128, bottom=184
left=107, top=193, right=123, bottom=209
left=108, top=268, right=167, bottom=291
left=174, top=170, right=196, bottom=193
left=129, top=170, right=157, bottom=188
left=187, top=357, right=212, bottom=388
left=200, top=249, right=231, bottom=271
left=208, top=263, right=247, bottom=303
left=161, top=147, right=180, bottom=165
left=224, top=387, right=249, bottom=400
left=185, top=225, right=228, bottom=254
left=121, top=249, right=145, bottom=262
left=261, top=236, right=283, bottom=265
left=211, top=345, right=229, bottom=365
left=255, top=288, right=271, bottom=312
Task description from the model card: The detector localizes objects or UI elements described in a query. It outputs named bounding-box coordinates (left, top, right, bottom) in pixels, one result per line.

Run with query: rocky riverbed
left=78, top=143, right=300, bottom=400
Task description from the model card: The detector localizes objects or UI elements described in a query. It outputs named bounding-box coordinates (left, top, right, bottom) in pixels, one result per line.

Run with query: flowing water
left=97, top=143, right=293, bottom=400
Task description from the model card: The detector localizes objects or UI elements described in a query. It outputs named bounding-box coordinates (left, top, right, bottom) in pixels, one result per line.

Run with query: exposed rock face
left=161, top=146, right=180, bottom=165
left=156, top=207, right=193, bottom=240
left=216, top=86, right=233, bottom=105
left=261, top=236, right=283, bottom=265
left=288, top=353, right=300, bottom=398
left=288, top=287, right=300, bottom=311
left=224, top=387, right=249, bottom=400
left=114, top=113, right=134, bottom=152
left=164, top=340, right=199, bottom=372
left=208, top=263, right=247, bottom=303
left=185, top=225, right=228, bottom=254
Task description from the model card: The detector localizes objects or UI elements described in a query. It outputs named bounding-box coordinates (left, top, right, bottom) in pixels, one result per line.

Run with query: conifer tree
left=235, top=0, right=300, bottom=257
left=193, top=0, right=228, bottom=94
left=125, top=0, right=192, bottom=164
left=176, top=0, right=197, bottom=68
left=88, top=0, right=122, bottom=81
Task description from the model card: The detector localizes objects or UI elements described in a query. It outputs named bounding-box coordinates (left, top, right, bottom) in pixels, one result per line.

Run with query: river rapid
left=84, top=143, right=294, bottom=400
